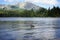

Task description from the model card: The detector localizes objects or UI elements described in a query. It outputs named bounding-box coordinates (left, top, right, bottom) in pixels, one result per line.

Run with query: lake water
left=0, top=17, right=60, bottom=40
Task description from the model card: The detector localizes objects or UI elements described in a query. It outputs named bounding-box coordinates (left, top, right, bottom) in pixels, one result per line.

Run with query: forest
left=0, top=6, right=60, bottom=17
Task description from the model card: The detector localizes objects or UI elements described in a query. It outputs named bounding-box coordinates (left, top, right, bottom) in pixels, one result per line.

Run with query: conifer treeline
left=0, top=6, right=60, bottom=17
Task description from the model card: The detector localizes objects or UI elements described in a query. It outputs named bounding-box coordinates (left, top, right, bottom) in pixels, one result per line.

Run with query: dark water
left=0, top=18, right=60, bottom=40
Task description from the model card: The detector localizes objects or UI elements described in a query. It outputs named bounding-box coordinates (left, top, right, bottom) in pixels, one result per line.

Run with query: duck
left=30, top=24, right=35, bottom=29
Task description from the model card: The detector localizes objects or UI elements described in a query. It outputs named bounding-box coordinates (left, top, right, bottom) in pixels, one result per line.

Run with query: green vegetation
left=0, top=6, right=60, bottom=17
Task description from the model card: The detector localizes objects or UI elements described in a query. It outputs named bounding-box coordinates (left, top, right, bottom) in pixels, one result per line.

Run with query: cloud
left=4, top=0, right=18, bottom=2
left=25, top=0, right=58, bottom=5
left=4, top=0, right=58, bottom=5
left=4, top=0, right=14, bottom=2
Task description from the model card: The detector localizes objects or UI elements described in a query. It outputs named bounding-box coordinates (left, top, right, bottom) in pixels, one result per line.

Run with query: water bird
left=30, top=24, right=35, bottom=29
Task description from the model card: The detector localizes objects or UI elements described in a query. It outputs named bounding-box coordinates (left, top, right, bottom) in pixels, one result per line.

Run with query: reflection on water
left=0, top=18, right=60, bottom=40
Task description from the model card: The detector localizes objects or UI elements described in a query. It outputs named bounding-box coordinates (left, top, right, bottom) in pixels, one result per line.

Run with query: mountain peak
left=0, top=2, right=42, bottom=10
left=17, top=2, right=40, bottom=10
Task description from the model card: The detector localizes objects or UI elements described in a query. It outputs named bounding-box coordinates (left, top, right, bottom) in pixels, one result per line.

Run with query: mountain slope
left=0, top=2, right=43, bottom=10
left=17, top=2, right=42, bottom=10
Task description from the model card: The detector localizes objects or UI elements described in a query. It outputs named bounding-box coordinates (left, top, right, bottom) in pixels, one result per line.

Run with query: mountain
left=17, top=2, right=42, bottom=10
left=0, top=2, right=43, bottom=10
left=0, top=4, right=5, bottom=9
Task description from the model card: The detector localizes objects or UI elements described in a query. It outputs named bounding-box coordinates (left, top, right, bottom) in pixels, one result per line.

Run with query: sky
left=0, top=0, right=60, bottom=9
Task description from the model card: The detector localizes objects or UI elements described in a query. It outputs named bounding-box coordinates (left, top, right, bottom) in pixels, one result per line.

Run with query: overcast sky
left=0, top=0, right=60, bottom=9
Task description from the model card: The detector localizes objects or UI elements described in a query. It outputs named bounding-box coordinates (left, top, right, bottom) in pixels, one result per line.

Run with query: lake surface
left=0, top=17, right=60, bottom=40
